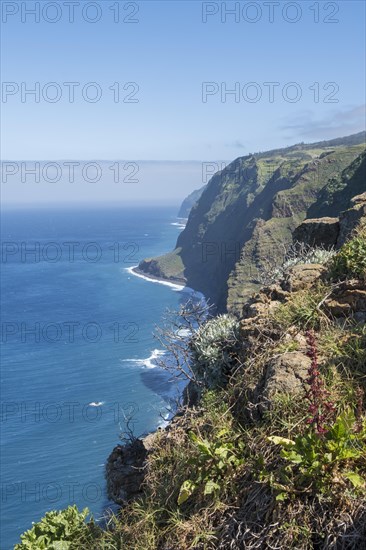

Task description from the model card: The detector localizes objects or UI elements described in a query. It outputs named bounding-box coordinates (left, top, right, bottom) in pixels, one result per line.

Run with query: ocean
left=0, top=206, right=197, bottom=549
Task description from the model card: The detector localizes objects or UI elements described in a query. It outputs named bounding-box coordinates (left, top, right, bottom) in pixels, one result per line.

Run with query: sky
left=1, top=0, right=365, bottom=204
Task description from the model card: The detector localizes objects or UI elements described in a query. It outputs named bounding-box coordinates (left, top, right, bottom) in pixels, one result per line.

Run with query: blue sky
left=0, top=1, right=365, bottom=203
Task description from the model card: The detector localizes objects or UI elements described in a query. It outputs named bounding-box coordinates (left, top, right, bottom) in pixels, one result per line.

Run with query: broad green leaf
left=178, top=480, right=196, bottom=506
left=344, top=471, right=365, bottom=488
left=338, top=448, right=361, bottom=460
left=281, top=449, right=302, bottom=464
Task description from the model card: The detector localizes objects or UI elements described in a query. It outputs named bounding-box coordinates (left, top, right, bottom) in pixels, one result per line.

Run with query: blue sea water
left=0, top=206, right=193, bottom=549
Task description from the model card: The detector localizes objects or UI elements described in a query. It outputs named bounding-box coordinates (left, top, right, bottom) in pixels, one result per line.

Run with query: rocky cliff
left=103, top=202, right=366, bottom=550
left=178, top=186, right=205, bottom=218
left=138, top=132, right=366, bottom=314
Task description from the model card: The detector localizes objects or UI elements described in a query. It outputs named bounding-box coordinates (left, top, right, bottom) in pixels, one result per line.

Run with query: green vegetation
left=269, top=409, right=365, bottom=498
left=14, top=506, right=94, bottom=550
left=18, top=220, right=366, bottom=547
left=178, top=428, right=245, bottom=505
left=271, top=283, right=329, bottom=330
left=178, top=186, right=206, bottom=218
left=190, top=314, right=240, bottom=388
left=308, top=150, right=366, bottom=218
left=329, top=225, right=366, bottom=280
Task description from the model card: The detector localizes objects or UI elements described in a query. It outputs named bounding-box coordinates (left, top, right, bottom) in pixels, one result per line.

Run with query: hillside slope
left=138, top=133, right=366, bottom=314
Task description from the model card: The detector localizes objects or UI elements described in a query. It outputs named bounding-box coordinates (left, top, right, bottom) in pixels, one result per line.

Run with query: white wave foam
left=88, top=401, right=104, bottom=407
left=125, top=267, right=207, bottom=303
left=125, top=266, right=185, bottom=291
left=122, top=348, right=166, bottom=369
left=157, top=410, right=172, bottom=429
left=171, top=222, right=186, bottom=229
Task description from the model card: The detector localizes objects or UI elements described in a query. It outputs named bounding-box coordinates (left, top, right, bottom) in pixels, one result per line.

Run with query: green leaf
left=276, top=492, right=288, bottom=501
left=188, top=432, right=199, bottom=443
left=178, top=480, right=196, bottom=506
left=281, top=449, right=302, bottom=464
left=214, top=447, right=229, bottom=459
left=344, top=471, right=365, bottom=488
left=204, top=480, right=220, bottom=495
left=268, top=436, right=295, bottom=447
left=331, top=408, right=356, bottom=439
left=338, top=448, right=361, bottom=460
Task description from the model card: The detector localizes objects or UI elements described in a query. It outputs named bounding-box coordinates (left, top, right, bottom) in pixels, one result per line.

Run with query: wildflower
left=305, top=330, right=335, bottom=435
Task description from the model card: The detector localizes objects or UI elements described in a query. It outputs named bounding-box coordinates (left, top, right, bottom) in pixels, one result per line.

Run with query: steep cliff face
left=138, top=132, right=366, bottom=314
left=178, top=186, right=205, bottom=218
left=227, top=145, right=366, bottom=314
left=307, top=150, right=366, bottom=218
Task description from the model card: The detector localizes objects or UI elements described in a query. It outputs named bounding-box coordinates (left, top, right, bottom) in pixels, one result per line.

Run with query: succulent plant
left=190, top=315, right=240, bottom=389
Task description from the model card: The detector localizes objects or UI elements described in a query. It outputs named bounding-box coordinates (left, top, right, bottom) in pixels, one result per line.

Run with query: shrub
left=329, top=233, right=366, bottom=280
left=190, top=315, right=240, bottom=388
left=14, top=506, right=92, bottom=550
left=178, top=428, right=245, bottom=505
left=269, top=409, right=366, bottom=496
left=271, top=284, right=329, bottom=330
left=257, top=242, right=335, bottom=286
left=268, top=334, right=366, bottom=498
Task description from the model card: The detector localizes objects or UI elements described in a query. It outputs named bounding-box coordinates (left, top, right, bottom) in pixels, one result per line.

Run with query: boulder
left=293, top=217, right=340, bottom=248
left=258, top=351, right=310, bottom=409
left=242, top=285, right=289, bottom=321
left=281, top=263, right=326, bottom=292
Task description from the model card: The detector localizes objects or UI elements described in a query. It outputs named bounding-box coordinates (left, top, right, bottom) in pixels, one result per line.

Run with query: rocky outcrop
left=106, top=439, right=149, bottom=505
left=325, top=279, right=366, bottom=322
left=337, top=192, right=366, bottom=246
left=293, top=191, right=366, bottom=251
left=293, top=218, right=339, bottom=248
left=258, top=352, right=310, bottom=409
left=282, top=263, right=326, bottom=292
left=136, top=255, right=186, bottom=284
left=182, top=380, right=201, bottom=407
left=238, top=250, right=366, bottom=411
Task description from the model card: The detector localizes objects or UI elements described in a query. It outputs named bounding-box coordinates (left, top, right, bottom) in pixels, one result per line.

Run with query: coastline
left=127, top=264, right=207, bottom=303
left=107, top=262, right=206, bottom=506
left=126, top=265, right=187, bottom=292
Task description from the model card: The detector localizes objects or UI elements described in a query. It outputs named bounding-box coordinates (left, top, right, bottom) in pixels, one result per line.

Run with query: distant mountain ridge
left=139, top=132, right=366, bottom=313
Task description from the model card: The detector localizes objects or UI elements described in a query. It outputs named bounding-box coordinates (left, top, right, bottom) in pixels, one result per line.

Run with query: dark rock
left=182, top=380, right=201, bottom=407
left=106, top=439, right=148, bottom=505
left=293, top=217, right=340, bottom=248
